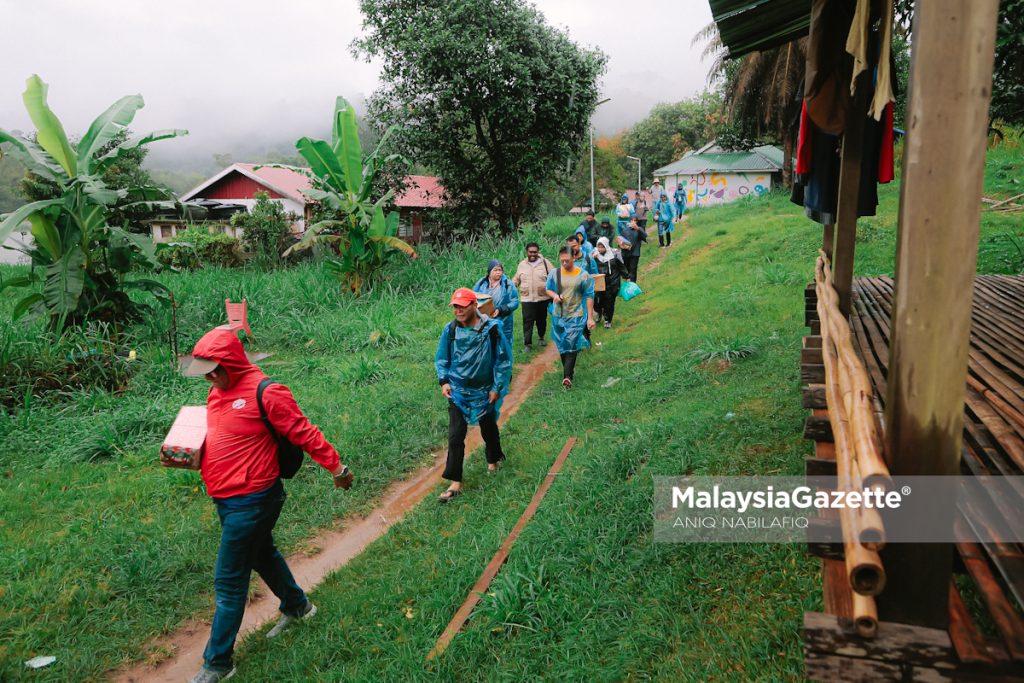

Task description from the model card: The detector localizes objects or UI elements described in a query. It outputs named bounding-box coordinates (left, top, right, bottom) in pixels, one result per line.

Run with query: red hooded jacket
left=192, top=329, right=340, bottom=499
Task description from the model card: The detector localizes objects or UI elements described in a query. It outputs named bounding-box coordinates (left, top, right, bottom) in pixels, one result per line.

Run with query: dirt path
left=114, top=343, right=558, bottom=682
left=113, top=234, right=683, bottom=682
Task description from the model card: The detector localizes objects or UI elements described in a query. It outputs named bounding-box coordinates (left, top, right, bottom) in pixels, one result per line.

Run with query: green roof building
left=652, top=141, right=784, bottom=207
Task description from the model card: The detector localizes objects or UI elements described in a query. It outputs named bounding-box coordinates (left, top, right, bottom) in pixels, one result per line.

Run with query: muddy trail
left=114, top=233, right=680, bottom=682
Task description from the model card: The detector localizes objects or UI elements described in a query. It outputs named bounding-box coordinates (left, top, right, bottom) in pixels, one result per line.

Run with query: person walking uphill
left=547, top=247, right=596, bottom=389
left=435, top=288, right=514, bottom=502
left=473, top=259, right=519, bottom=348
left=182, top=328, right=353, bottom=683
left=512, top=243, right=554, bottom=352
left=594, top=236, right=628, bottom=328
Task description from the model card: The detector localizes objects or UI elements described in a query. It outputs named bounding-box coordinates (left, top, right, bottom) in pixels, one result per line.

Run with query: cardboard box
left=160, top=405, right=206, bottom=470
left=593, top=273, right=606, bottom=292
left=476, top=294, right=496, bottom=316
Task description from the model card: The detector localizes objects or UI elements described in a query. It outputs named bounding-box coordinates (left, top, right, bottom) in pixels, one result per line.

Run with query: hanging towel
left=869, top=0, right=896, bottom=120
left=845, top=0, right=871, bottom=95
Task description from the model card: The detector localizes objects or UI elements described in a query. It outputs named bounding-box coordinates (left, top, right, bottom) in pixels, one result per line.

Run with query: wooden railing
left=814, top=251, right=894, bottom=638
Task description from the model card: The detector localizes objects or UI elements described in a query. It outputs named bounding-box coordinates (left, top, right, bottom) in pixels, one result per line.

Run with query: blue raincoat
left=472, top=273, right=520, bottom=345
left=574, top=251, right=598, bottom=274
left=654, top=195, right=675, bottom=236
left=435, top=315, right=513, bottom=424
left=673, top=186, right=687, bottom=215
left=614, top=194, right=635, bottom=235
left=546, top=267, right=595, bottom=354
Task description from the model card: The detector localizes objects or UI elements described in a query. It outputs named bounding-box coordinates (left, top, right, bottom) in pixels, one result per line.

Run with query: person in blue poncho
left=673, top=183, right=687, bottom=220
left=566, top=234, right=597, bottom=274
left=435, top=288, right=514, bottom=503
left=615, top=193, right=635, bottom=235
left=546, top=247, right=596, bottom=389
left=473, top=259, right=519, bottom=348
left=653, top=191, right=676, bottom=248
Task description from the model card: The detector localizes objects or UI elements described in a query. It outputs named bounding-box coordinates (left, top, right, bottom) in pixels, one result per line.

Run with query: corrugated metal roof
left=653, top=143, right=784, bottom=176
left=709, top=0, right=810, bottom=59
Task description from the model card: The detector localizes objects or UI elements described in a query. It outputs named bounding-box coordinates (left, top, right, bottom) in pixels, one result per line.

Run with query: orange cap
left=449, top=287, right=478, bottom=307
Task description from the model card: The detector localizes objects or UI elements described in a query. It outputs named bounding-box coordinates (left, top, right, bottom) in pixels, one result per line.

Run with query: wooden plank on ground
left=426, top=436, right=577, bottom=660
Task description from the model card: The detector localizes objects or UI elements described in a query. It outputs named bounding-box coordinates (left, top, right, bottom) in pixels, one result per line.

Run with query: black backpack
left=256, top=378, right=304, bottom=479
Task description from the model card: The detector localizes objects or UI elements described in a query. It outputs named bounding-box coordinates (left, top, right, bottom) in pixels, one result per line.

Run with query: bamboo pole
left=853, top=592, right=880, bottom=638
left=816, top=268, right=887, bottom=599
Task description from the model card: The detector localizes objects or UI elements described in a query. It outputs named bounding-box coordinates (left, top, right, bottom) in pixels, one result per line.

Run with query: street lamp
left=590, top=97, right=611, bottom=213
left=627, top=156, right=641, bottom=196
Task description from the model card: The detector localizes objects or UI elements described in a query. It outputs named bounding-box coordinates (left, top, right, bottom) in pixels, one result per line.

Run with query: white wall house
left=653, top=142, right=784, bottom=208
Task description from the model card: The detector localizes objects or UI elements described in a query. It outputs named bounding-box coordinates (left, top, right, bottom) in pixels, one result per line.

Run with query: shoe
left=604, top=321, right=611, bottom=329
left=562, top=378, right=572, bottom=389
left=539, top=338, right=547, bottom=347
left=189, top=667, right=236, bottom=683
left=524, top=345, right=532, bottom=353
left=266, top=601, right=317, bottom=639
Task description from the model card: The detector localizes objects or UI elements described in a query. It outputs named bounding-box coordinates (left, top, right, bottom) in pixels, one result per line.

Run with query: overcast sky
left=1, top=0, right=715, bottom=169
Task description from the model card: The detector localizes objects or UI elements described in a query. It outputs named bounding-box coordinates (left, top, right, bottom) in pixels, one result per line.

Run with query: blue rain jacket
left=546, top=267, right=595, bottom=354
left=673, top=187, right=687, bottom=211
left=615, top=194, right=635, bottom=235
left=654, top=198, right=675, bottom=235
left=472, top=274, right=520, bottom=345
left=435, top=315, right=513, bottom=424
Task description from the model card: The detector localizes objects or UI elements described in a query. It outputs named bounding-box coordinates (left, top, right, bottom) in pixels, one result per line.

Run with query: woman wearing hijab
left=615, top=193, right=635, bottom=235
left=473, top=259, right=520, bottom=347
left=593, top=237, right=628, bottom=329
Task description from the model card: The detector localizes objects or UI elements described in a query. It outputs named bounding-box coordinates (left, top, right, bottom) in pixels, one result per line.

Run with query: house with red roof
left=149, top=164, right=445, bottom=244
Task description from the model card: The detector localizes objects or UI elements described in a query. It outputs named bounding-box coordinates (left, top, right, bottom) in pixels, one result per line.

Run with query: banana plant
left=0, top=75, right=186, bottom=330
left=283, top=97, right=414, bottom=293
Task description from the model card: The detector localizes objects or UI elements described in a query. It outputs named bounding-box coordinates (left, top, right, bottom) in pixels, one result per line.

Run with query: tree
left=0, top=75, right=185, bottom=330
left=697, top=23, right=805, bottom=187
left=231, top=191, right=296, bottom=268
left=284, top=97, right=415, bottom=294
left=18, top=128, right=157, bottom=233
left=353, top=0, right=607, bottom=235
left=621, top=93, right=726, bottom=185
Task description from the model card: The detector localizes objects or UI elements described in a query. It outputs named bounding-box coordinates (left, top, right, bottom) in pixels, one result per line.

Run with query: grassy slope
left=0, top=139, right=1020, bottom=680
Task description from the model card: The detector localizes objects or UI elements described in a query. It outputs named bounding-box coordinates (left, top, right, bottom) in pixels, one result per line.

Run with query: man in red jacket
left=183, top=328, right=353, bottom=683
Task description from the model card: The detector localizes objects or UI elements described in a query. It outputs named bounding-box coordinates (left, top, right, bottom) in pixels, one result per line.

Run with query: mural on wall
left=671, top=172, right=771, bottom=207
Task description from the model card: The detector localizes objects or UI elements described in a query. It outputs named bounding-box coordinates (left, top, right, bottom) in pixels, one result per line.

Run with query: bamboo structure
left=815, top=253, right=889, bottom=606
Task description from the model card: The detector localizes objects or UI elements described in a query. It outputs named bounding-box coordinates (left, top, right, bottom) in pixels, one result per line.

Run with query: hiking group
left=177, top=186, right=686, bottom=681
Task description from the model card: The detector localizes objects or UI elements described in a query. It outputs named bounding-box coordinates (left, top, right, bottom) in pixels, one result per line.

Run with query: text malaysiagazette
left=671, top=485, right=903, bottom=514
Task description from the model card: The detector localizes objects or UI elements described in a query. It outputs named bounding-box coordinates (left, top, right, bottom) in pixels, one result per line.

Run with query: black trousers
left=624, top=255, right=640, bottom=283
left=595, top=291, right=617, bottom=323
left=658, top=232, right=672, bottom=247
left=637, top=218, right=648, bottom=228
left=443, top=402, right=504, bottom=482
left=560, top=352, right=578, bottom=380
left=521, top=300, right=548, bottom=345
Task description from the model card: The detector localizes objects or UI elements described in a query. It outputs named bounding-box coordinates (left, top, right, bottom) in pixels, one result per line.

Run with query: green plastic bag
left=620, top=280, right=642, bottom=301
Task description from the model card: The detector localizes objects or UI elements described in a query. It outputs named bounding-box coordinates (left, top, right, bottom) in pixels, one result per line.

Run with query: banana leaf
left=22, top=75, right=77, bottom=176
left=43, top=245, right=86, bottom=315
left=369, top=235, right=416, bottom=257
left=94, top=129, right=187, bottom=171
left=0, top=199, right=62, bottom=244
left=29, top=213, right=62, bottom=259
left=109, top=226, right=159, bottom=269
left=77, top=95, right=144, bottom=173
left=0, top=130, right=64, bottom=182
left=296, top=137, right=348, bottom=193
left=11, top=293, right=44, bottom=320
left=332, top=99, right=364, bottom=196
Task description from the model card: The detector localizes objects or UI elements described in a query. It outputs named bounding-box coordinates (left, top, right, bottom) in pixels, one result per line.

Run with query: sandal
left=562, top=378, right=572, bottom=389
left=438, top=488, right=462, bottom=503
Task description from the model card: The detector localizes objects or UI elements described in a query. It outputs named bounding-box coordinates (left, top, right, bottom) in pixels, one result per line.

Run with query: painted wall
left=655, top=171, right=774, bottom=208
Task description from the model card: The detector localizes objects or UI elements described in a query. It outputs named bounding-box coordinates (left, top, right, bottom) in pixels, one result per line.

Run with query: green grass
left=0, top=139, right=1021, bottom=681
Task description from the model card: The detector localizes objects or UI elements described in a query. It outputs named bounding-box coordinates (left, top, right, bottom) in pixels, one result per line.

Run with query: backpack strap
left=256, top=378, right=279, bottom=438
left=446, top=320, right=458, bottom=366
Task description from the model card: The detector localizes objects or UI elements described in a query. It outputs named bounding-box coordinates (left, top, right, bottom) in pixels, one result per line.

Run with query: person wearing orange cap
left=434, top=287, right=513, bottom=503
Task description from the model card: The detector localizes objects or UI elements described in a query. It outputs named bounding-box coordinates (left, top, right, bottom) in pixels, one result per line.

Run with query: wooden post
left=831, top=78, right=869, bottom=317
left=822, top=223, right=834, bottom=259
left=881, top=0, right=999, bottom=629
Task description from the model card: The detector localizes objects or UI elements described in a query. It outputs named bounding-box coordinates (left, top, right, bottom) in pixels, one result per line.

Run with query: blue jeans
left=203, top=481, right=307, bottom=672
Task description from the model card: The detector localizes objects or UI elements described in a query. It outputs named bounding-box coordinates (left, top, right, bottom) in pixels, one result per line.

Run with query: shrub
left=231, top=191, right=297, bottom=268
left=158, top=226, right=243, bottom=269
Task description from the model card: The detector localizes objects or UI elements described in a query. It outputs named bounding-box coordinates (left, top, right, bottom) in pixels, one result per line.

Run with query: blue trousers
left=203, top=482, right=308, bottom=671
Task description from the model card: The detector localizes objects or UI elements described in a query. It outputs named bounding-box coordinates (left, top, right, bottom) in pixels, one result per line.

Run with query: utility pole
left=590, top=98, right=611, bottom=212
left=627, top=155, right=641, bottom=194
